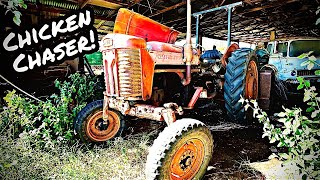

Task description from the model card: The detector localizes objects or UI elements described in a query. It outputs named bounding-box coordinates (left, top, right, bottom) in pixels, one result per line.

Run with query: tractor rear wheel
left=146, top=119, right=213, bottom=180
left=74, top=100, right=125, bottom=143
left=224, top=48, right=258, bottom=124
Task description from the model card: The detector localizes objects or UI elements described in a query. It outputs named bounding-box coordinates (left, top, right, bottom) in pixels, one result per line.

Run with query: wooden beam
left=127, top=0, right=143, bottom=9
left=243, top=0, right=253, bottom=6
left=24, top=3, right=113, bottom=21
left=95, top=20, right=106, bottom=28
left=240, top=0, right=299, bottom=14
left=81, top=0, right=91, bottom=9
left=149, top=0, right=196, bottom=17
left=163, top=17, right=186, bottom=25
left=97, top=29, right=112, bottom=34
left=88, top=0, right=124, bottom=9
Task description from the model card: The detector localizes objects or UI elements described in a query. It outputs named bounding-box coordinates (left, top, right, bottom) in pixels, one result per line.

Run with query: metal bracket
left=103, top=93, right=109, bottom=121
left=192, top=2, right=243, bottom=47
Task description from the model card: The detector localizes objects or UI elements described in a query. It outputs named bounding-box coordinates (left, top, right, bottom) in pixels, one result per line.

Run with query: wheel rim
left=169, top=138, right=205, bottom=180
left=86, top=110, right=120, bottom=142
left=245, top=60, right=258, bottom=99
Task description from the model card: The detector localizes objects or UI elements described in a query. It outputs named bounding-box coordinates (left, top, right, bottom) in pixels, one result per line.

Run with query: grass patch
left=0, top=133, right=150, bottom=180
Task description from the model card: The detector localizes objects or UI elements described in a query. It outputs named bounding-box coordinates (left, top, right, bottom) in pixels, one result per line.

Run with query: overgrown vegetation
left=241, top=76, right=320, bottom=179
left=0, top=0, right=27, bottom=26
left=0, top=73, right=151, bottom=179
left=0, top=133, right=149, bottom=179
left=0, top=73, right=101, bottom=147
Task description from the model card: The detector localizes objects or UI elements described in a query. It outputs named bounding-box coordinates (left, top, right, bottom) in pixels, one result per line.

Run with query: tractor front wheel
left=146, top=119, right=213, bottom=180
left=74, top=100, right=125, bottom=143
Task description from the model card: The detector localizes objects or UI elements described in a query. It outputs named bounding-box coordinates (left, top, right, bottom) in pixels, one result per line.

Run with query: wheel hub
left=170, top=139, right=205, bottom=179
left=179, top=150, right=195, bottom=170
left=95, top=119, right=109, bottom=131
left=245, top=60, right=258, bottom=99
left=86, top=110, right=121, bottom=142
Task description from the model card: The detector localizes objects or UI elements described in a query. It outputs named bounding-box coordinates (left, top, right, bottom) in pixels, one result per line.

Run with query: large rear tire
left=74, top=100, right=125, bottom=143
left=146, top=119, right=213, bottom=180
left=224, top=48, right=258, bottom=124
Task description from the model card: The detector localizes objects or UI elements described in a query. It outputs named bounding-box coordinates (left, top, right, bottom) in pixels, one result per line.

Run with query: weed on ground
left=0, top=134, right=150, bottom=180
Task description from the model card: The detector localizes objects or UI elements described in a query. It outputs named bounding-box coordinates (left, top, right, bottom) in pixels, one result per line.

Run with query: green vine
left=240, top=77, right=320, bottom=179
left=0, top=0, right=27, bottom=26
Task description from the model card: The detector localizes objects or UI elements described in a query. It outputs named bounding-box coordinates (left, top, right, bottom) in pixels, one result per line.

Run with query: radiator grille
left=297, top=70, right=316, bottom=76
left=117, top=49, right=142, bottom=98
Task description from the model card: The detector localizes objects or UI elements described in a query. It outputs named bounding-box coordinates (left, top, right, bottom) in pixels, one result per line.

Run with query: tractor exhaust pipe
left=182, top=0, right=192, bottom=86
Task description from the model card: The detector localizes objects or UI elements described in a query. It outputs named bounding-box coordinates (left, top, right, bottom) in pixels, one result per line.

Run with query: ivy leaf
left=268, top=153, right=278, bottom=159
left=304, top=90, right=312, bottom=102
left=298, top=53, right=310, bottom=59
left=304, top=80, right=310, bottom=88
left=304, top=155, right=315, bottom=161
left=309, top=55, right=317, bottom=61
left=22, top=3, right=27, bottom=9
left=317, top=18, right=320, bottom=25
left=279, top=153, right=290, bottom=160
left=315, top=70, right=320, bottom=76
left=307, top=62, right=315, bottom=70
left=253, top=108, right=259, bottom=118
left=283, top=128, right=291, bottom=135
left=311, top=110, right=320, bottom=118
left=306, top=107, right=315, bottom=113
left=297, top=76, right=304, bottom=83
left=297, top=83, right=305, bottom=90
left=270, top=137, right=276, bottom=143
left=256, top=114, right=264, bottom=119
left=244, top=104, right=250, bottom=111
left=13, top=11, right=21, bottom=18
left=278, top=112, right=287, bottom=117
left=13, top=16, right=21, bottom=26
left=300, top=60, right=310, bottom=66
left=7, top=1, right=14, bottom=9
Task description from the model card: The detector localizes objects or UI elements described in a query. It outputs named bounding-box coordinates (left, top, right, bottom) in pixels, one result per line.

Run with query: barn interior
left=0, top=0, right=319, bottom=96
left=11, top=0, right=320, bottom=43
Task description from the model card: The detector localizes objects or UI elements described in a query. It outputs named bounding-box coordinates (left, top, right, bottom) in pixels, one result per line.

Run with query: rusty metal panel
left=149, top=51, right=184, bottom=65
left=259, top=70, right=272, bottom=110
left=113, top=8, right=179, bottom=43
left=149, top=51, right=200, bottom=65
left=140, top=49, right=155, bottom=101
left=117, top=49, right=142, bottom=98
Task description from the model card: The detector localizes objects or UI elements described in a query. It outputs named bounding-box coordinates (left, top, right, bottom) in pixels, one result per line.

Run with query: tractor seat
left=147, top=41, right=183, bottom=53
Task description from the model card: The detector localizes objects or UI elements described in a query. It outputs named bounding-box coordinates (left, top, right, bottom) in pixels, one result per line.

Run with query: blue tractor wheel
left=224, top=48, right=258, bottom=124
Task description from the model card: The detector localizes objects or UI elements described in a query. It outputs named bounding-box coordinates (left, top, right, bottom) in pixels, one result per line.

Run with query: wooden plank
left=89, top=0, right=124, bottom=9
left=127, top=0, right=143, bottom=8
left=24, top=3, right=113, bottom=21
left=149, top=0, right=196, bottom=18
left=95, top=20, right=106, bottom=28
left=81, top=0, right=91, bottom=9
left=163, top=17, right=186, bottom=25
left=149, top=1, right=187, bottom=17
left=97, top=29, right=113, bottom=34
left=240, top=0, right=299, bottom=14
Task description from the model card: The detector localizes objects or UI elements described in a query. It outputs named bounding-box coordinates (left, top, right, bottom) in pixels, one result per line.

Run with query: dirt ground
left=126, top=100, right=271, bottom=180
left=189, top=101, right=270, bottom=180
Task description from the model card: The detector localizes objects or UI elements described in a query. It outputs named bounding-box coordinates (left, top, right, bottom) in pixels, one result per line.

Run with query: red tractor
left=74, top=1, right=262, bottom=179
